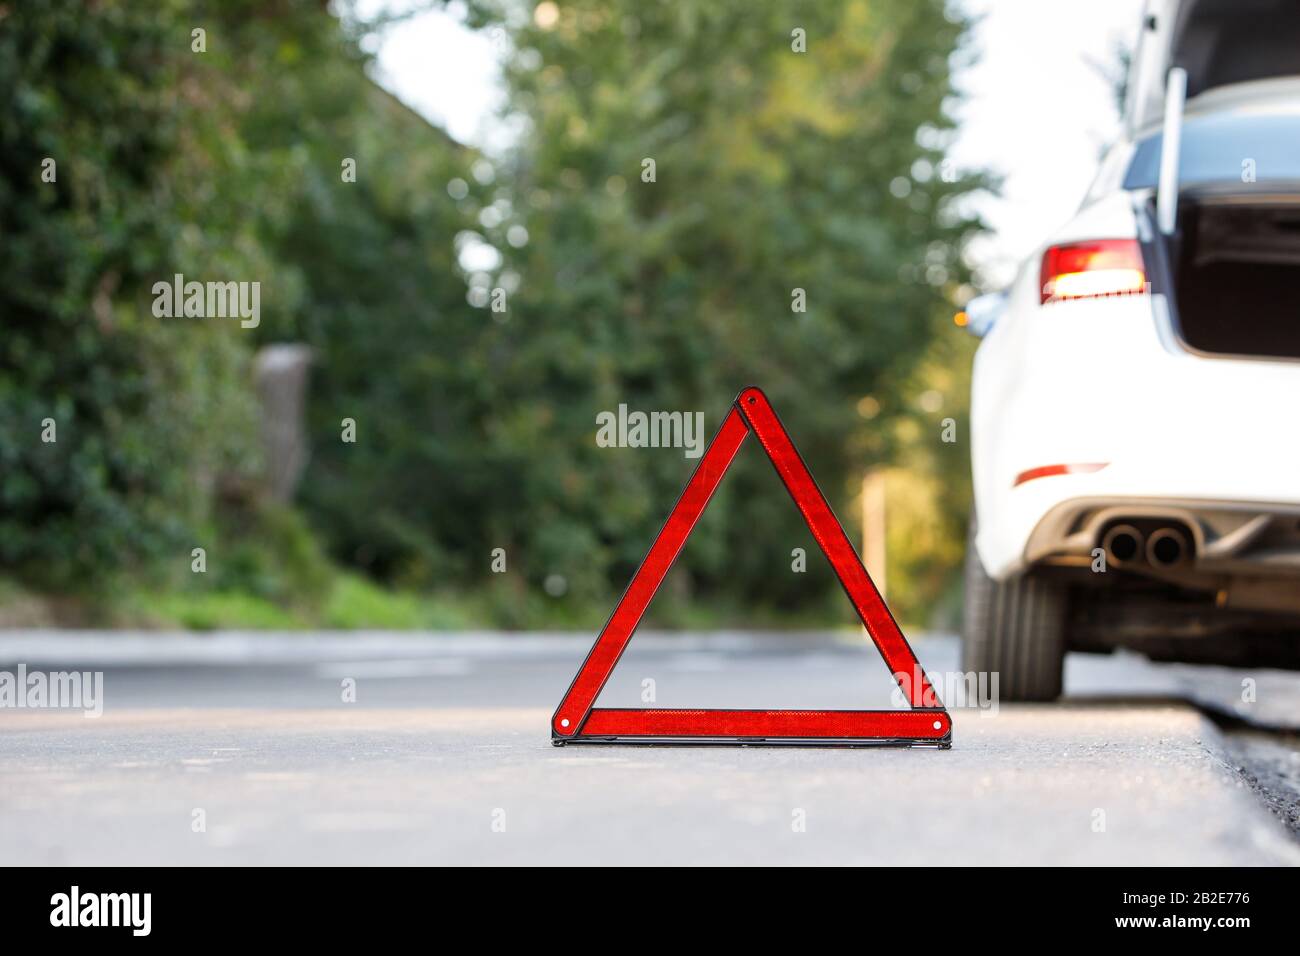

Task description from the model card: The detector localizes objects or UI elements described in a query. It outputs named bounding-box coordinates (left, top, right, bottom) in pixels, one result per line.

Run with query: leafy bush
left=0, top=1, right=262, bottom=590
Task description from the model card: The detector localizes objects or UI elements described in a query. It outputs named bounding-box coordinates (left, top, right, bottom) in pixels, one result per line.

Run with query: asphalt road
left=1, top=630, right=1298, bottom=865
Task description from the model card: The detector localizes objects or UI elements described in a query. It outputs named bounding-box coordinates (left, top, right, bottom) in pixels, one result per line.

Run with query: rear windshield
left=1124, top=111, right=1300, bottom=189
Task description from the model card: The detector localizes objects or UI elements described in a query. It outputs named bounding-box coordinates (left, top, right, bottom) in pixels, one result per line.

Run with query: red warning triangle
left=552, top=387, right=951, bottom=748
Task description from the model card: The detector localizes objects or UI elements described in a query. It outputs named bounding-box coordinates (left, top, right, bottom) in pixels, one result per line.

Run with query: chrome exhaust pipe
left=1147, top=526, right=1191, bottom=569
left=1102, top=524, right=1145, bottom=567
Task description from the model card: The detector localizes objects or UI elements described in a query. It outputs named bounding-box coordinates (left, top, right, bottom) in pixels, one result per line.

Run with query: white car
left=962, top=0, right=1300, bottom=700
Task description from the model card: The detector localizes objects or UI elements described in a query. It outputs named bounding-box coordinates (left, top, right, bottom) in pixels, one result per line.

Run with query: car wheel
left=961, top=517, right=1067, bottom=702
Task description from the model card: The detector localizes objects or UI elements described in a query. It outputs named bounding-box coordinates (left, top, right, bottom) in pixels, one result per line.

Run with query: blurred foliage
left=867, top=313, right=976, bottom=630
left=457, top=0, right=985, bottom=623
left=1, top=0, right=984, bottom=627
left=0, top=0, right=262, bottom=589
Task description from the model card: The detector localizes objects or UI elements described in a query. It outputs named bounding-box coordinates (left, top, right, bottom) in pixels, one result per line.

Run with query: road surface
left=1, top=630, right=1297, bottom=865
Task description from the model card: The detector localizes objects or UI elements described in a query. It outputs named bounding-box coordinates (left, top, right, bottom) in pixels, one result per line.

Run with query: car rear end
left=963, top=3, right=1300, bottom=698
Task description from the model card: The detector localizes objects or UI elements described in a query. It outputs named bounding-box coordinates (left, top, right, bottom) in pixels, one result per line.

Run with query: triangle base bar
left=557, top=708, right=951, bottom=748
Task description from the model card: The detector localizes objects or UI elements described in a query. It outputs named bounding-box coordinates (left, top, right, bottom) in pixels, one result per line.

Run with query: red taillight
left=1040, top=239, right=1146, bottom=304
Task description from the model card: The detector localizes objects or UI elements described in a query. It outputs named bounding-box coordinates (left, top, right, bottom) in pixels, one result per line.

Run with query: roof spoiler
left=1156, top=67, right=1187, bottom=236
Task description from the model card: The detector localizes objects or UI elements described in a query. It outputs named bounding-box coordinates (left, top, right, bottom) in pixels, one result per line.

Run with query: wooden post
left=861, top=469, right=887, bottom=601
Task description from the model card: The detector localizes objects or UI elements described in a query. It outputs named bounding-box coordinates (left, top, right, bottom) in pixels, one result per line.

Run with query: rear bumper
left=978, top=458, right=1300, bottom=582
left=983, top=491, right=1300, bottom=617
left=973, top=293, right=1300, bottom=578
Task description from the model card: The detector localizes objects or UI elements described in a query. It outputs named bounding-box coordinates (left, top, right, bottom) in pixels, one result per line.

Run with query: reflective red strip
left=581, top=709, right=950, bottom=739
left=1013, top=462, right=1108, bottom=487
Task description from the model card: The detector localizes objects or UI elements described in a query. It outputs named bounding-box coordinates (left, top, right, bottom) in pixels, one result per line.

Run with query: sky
left=365, top=0, right=1145, bottom=287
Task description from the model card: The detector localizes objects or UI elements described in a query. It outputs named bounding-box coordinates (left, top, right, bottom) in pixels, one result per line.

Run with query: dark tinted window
left=1124, top=111, right=1300, bottom=189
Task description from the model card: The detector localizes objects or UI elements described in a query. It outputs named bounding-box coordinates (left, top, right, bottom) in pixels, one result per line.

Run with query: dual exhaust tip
left=1101, top=523, right=1192, bottom=570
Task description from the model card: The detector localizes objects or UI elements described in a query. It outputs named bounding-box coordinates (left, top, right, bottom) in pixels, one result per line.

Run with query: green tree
left=188, top=3, right=495, bottom=586
left=461, top=0, right=985, bottom=622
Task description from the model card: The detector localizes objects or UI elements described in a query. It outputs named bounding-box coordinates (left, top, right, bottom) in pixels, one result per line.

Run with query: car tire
left=961, top=517, right=1067, bottom=702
